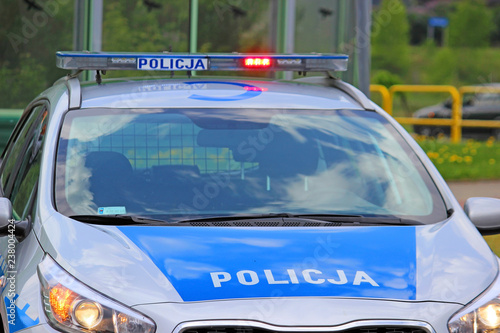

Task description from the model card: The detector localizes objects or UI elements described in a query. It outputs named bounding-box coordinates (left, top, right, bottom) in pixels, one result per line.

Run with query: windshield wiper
left=176, top=213, right=296, bottom=223
left=176, top=213, right=423, bottom=225
left=293, top=214, right=424, bottom=225
left=70, top=215, right=166, bottom=226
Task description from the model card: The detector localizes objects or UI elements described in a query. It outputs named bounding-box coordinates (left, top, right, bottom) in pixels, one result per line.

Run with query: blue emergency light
left=56, top=51, right=348, bottom=72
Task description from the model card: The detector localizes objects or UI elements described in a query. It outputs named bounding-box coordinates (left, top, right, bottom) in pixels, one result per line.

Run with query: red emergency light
left=243, top=57, right=272, bottom=68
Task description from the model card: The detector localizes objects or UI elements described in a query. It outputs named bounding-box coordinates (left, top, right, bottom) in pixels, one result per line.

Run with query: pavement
left=447, top=180, right=500, bottom=206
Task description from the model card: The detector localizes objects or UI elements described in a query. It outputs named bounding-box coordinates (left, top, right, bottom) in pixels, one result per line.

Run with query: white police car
left=1, top=51, right=500, bottom=333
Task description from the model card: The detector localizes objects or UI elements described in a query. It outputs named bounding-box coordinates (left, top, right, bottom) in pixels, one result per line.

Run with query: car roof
left=77, top=77, right=365, bottom=110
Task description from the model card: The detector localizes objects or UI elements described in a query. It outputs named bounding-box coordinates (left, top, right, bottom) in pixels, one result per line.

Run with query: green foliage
left=484, top=234, right=500, bottom=257
left=0, top=0, right=271, bottom=106
left=103, top=0, right=190, bottom=53
left=371, top=70, right=402, bottom=87
left=0, top=1, right=73, bottom=108
left=101, top=0, right=270, bottom=81
left=371, top=0, right=411, bottom=75
left=2, top=0, right=499, bottom=108
left=406, top=45, right=500, bottom=86
left=198, top=1, right=270, bottom=53
left=449, top=0, right=493, bottom=48
left=425, top=48, right=458, bottom=85
left=102, top=0, right=270, bottom=55
left=492, top=7, right=500, bottom=46
left=0, top=54, right=49, bottom=109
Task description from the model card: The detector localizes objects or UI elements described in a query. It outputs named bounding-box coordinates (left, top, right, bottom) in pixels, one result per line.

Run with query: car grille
left=182, top=326, right=429, bottom=333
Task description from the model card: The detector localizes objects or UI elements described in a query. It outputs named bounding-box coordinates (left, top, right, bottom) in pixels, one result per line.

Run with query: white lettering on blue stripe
left=287, top=269, right=300, bottom=284
left=327, top=270, right=348, bottom=285
left=210, top=269, right=379, bottom=288
left=137, top=58, right=208, bottom=71
left=210, top=272, right=231, bottom=288
left=303, top=269, right=325, bottom=284
left=264, top=269, right=289, bottom=284
left=237, top=270, right=259, bottom=285
left=353, top=271, right=379, bottom=286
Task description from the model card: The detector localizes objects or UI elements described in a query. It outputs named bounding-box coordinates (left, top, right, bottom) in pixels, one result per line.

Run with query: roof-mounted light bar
left=56, top=51, right=348, bottom=72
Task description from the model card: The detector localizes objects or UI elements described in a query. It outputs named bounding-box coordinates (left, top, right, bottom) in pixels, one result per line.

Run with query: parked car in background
left=413, top=83, right=500, bottom=140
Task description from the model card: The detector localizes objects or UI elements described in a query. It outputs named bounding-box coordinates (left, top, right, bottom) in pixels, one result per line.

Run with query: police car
left=1, top=51, right=500, bottom=333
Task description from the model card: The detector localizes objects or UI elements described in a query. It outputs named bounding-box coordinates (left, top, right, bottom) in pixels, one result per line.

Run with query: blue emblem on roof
left=186, top=81, right=264, bottom=102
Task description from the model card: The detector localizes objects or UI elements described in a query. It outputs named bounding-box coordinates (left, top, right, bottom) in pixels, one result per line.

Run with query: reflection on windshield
left=55, top=108, right=446, bottom=223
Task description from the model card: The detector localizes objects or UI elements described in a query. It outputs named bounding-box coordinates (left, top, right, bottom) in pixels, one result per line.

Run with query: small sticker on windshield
left=98, top=206, right=127, bottom=215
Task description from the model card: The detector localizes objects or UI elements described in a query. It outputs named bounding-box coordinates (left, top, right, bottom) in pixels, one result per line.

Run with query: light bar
left=56, top=51, right=348, bottom=72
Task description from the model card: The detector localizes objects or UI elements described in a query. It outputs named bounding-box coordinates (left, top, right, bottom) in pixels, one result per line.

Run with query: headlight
left=449, top=271, right=500, bottom=333
left=37, top=255, right=156, bottom=333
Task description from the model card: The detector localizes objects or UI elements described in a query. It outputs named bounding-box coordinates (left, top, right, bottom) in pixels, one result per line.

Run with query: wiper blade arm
left=295, top=214, right=424, bottom=225
left=176, top=213, right=294, bottom=224
left=176, top=213, right=372, bottom=224
left=175, top=213, right=424, bottom=226
left=70, top=215, right=166, bottom=225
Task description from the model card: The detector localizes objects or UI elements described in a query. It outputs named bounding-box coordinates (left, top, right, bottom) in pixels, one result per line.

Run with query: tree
left=0, top=0, right=271, bottom=107
left=197, top=1, right=270, bottom=53
left=449, top=0, right=493, bottom=48
left=371, top=0, right=411, bottom=75
left=426, top=48, right=458, bottom=84
left=0, top=1, right=73, bottom=108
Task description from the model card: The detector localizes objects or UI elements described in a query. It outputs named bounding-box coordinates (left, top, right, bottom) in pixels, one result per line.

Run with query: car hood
left=38, top=214, right=497, bottom=306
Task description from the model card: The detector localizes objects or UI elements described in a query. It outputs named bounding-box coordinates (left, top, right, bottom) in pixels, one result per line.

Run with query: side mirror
left=465, top=197, right=500, bottom=235
left=0, top=198, right=30, bottom=241
left=0, top=197, right=13, bottom=230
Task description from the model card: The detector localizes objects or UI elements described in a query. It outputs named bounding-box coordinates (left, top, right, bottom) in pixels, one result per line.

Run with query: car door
left=0, top=101, right=49, bottom=332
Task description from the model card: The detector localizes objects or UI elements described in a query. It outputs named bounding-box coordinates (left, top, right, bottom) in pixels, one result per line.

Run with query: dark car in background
left=413, top=83, right=500, bottom=140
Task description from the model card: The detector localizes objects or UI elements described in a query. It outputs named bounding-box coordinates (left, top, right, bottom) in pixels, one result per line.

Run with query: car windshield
left=55, top=108, right=447, bottom=223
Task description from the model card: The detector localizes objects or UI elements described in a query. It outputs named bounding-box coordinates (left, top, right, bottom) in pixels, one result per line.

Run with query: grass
left=415, top=136, right=500, bottom=181
left=484, top=235, right=500, bottom=256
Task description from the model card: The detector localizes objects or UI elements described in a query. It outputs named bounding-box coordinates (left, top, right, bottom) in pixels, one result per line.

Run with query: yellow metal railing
left=369, top=84, right=391, bottom=112
left=390, top=85, right=462, bottom=142
left=370, top=84, right=500, bottom=143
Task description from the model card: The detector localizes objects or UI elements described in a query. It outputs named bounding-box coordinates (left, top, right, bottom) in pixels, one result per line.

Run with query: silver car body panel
left=34, top=212, right=496, bottom=306
left=79, top=79, right=365, bottom=110
left=137, top=304, right=457, bottom=333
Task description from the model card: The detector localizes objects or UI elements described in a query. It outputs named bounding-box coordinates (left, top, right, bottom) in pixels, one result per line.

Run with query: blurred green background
left=2, top=0, right=500, bottom=109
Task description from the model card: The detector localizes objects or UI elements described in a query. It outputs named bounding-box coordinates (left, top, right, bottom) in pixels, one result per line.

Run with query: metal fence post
left=387, top=85, right=462, bottom=142
left=73, top=0, right=103, bottom=82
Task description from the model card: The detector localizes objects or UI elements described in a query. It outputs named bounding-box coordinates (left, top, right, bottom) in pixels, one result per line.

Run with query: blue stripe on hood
left=118, top=226, right=416, bottom=302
